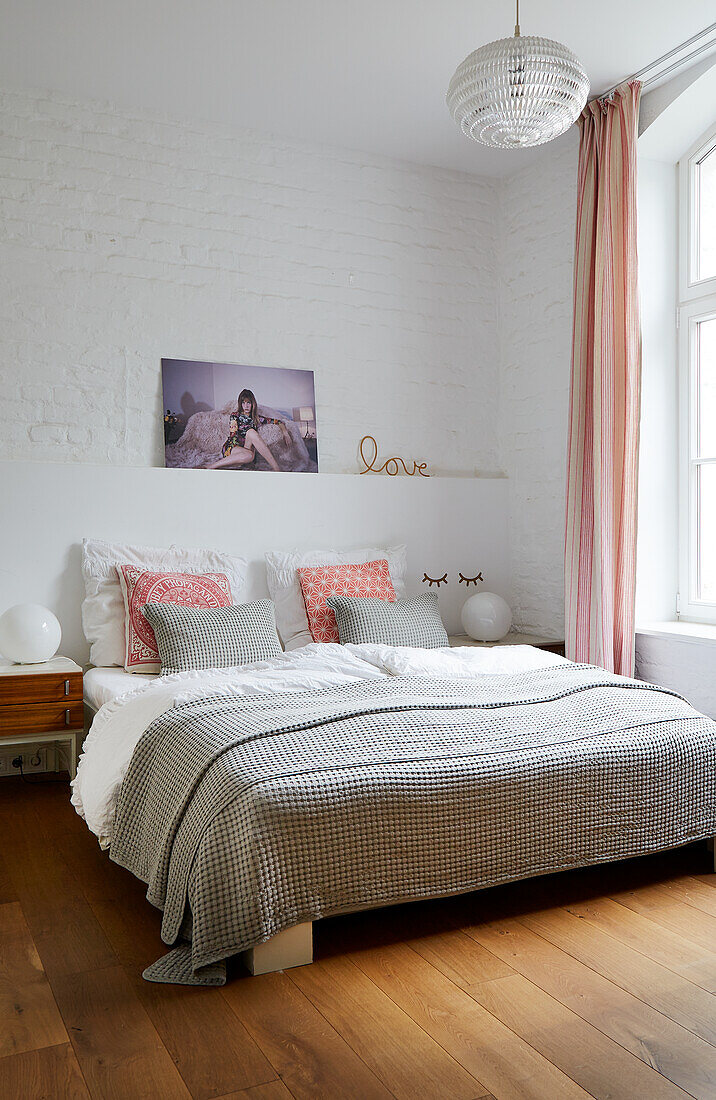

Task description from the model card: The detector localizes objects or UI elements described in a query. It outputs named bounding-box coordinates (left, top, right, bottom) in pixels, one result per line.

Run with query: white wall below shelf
left=0, top=460, right=511, bottom=666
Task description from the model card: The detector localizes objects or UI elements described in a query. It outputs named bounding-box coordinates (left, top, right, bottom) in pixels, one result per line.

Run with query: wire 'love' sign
left=358, top=435, right=430, bottom=478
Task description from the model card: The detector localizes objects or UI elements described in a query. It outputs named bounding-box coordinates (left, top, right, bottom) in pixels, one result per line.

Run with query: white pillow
left=81, top=538, right=247, bottom=667
left=265, top=545, right=407, bottom=650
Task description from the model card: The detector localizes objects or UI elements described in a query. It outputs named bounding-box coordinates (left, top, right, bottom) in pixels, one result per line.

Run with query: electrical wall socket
left=26, top=748, right=50, bottom=772
left=2, top=746, right=52, bottom=776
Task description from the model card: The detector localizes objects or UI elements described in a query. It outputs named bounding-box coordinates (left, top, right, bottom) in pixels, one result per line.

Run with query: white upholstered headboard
left=0, top=461, right=510, bottom=664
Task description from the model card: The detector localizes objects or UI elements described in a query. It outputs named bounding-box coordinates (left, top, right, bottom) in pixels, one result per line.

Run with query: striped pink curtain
left=565, top=81, right=642, bottom=675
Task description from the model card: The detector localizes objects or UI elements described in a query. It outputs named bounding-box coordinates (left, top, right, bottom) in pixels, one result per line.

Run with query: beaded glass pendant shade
left=446, top=2, right=589, bottom=149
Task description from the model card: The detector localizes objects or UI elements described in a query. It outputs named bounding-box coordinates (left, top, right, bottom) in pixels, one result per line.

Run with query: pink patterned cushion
left=117, top=565, right=232, bottom=672
left=297, top=559, right=396, bottom=643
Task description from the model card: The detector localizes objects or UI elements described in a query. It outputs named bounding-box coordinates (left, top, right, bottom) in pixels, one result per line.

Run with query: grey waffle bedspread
left=109, top=664, right=716, bottom=985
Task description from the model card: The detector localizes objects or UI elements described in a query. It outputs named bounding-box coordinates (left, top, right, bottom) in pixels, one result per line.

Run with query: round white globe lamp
left=0, top=603, right=62, bottom=664
left=461, top=592, right=512, bottom=642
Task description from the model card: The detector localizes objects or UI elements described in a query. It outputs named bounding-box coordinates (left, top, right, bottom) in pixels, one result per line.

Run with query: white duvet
left=71, top=642, right=567, bottom=848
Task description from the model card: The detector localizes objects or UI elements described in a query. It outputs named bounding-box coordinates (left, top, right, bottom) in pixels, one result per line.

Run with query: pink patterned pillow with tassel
left=117, top=565, right=232, bottom=672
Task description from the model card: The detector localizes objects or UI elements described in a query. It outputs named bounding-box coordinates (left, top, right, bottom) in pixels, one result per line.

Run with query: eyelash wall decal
left=422, top=572, right=448, bottom=588
left=458, top=571, right=484, bottom=586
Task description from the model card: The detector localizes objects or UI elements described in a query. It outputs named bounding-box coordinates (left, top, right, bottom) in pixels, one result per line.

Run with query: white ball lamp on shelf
left=0, top=603, right=62, bottom=664
left=461, top=592, right=512, bottom=642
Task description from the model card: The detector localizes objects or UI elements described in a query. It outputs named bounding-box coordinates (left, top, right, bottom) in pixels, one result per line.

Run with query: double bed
left=73, top=641, right=716, bottom=986
left=11, top=465, right=710, bottom=987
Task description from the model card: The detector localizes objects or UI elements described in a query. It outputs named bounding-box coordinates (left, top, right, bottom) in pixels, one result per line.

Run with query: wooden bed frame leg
left=710, top=837, right=716, bottom=873
left=242, top=922, right=313, bottom=976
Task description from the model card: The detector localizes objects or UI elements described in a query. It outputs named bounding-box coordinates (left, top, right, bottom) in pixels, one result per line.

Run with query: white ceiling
left=2, top=0, right=715, bottom=177
left=639, top=62, right=716, bottom=163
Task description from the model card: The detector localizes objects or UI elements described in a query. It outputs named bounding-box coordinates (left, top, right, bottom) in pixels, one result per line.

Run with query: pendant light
left=446, top=0, right=589, bottom=148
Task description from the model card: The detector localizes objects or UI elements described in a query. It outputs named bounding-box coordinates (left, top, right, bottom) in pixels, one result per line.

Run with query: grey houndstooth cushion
left=326, top=592, right=448, bottom=648
left=142, top=600, right=282, bottom=674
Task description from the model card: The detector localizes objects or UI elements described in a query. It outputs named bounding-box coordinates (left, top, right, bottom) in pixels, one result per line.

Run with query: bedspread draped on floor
left=109, top=665, right=716, bottom=985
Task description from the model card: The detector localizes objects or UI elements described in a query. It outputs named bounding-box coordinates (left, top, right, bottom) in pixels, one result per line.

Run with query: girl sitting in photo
left=209, top=388, right=288, bottom=471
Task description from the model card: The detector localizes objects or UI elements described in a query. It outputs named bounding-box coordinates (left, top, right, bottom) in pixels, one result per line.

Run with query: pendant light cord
left=514, top=0, right=520, bottom=37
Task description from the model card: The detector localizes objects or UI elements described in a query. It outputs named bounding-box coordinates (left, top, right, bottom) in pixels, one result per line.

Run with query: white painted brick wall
left=497, top=135, right=578, bottom=638
left=3, top=87, right=710, bottom=681
left=0, top=88, right=501, bottom=475
left=0, top=85, right=585, bottom=641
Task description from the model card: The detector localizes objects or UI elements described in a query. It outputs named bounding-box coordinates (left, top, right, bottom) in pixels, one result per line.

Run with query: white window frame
left=678, top=123, right=716, bottom=623
left=679, top=121, right=716, bottom=304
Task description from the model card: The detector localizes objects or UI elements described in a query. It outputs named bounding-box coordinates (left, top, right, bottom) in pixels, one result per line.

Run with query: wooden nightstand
left=448, top=632, right=566, bottom=656
left=0, top=657, right=83, bottom=779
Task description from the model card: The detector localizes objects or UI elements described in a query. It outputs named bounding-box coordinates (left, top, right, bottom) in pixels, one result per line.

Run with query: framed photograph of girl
left=161, top=359, right=319, bottom=473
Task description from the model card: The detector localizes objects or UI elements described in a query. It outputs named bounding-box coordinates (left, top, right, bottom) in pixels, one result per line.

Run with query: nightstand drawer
left=0, top=672, right=83, bottom=706
left=0, top=701, right=84, bottom=736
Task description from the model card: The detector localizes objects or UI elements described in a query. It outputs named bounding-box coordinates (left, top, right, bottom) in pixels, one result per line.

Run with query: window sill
left=636, top=620, right=716, bottom=646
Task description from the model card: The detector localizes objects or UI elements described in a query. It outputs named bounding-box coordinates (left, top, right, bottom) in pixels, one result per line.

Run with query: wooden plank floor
left=0, top=777, right=714, bottom=1100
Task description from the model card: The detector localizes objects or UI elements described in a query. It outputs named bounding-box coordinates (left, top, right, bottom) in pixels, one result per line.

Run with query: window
left=678, top=124, right=716, bottom=622
left=697, top=147, right=716, bottom=281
